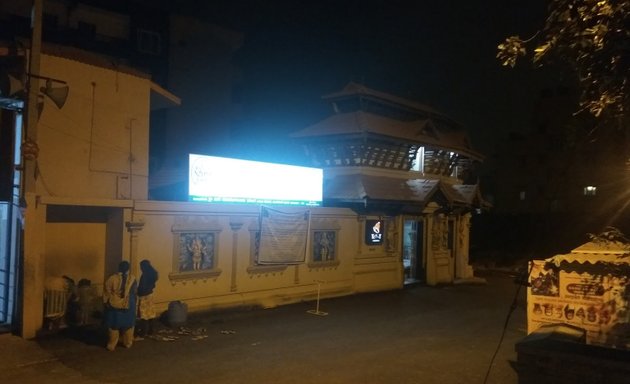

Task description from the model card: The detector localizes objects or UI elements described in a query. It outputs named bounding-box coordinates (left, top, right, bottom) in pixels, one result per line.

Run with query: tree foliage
left=587, top=226, right=630, bottom=246
left=497, top=0, right=630, bottom=117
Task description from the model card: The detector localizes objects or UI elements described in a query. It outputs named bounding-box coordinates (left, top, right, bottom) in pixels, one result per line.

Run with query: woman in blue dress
left=103, top=261, right=137, bottom=351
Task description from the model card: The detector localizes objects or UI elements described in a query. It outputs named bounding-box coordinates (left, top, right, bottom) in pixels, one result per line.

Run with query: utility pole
left=19, top=0, right=43, bottom=340
left=24, top=0, right=42, bottom=193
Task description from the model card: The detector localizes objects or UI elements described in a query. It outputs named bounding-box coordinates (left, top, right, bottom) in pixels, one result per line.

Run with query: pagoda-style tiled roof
left=322, top=82, right=446, bottom=118
left=324, top=173, right=485, bottom=209
left=293, top=83, right=487, bottom=213
left=450, top=184, right=486, bottom=205
left=324, top=174, right=438, bottom=202
left=291, top=110, right=482, bottom=160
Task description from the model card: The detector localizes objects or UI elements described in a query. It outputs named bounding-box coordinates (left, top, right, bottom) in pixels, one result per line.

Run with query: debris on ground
left=149, top=326, right=209, bottom=341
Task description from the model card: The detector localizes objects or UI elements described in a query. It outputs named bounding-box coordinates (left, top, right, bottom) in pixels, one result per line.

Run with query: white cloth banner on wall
left=257, top=206, right=310, bottom=264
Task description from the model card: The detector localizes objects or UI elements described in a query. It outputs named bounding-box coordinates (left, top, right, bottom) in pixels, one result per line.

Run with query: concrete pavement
left=1, top=332, right=107, bottom=384
left=2, top=271, right=527, bottom=384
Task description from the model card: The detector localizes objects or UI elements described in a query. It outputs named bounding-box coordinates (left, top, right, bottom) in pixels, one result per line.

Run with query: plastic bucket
left=166, top=300, right=188, bottom=326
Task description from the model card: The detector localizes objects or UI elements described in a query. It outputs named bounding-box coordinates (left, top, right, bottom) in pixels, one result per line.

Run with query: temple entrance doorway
left=403, top=219, right=425, bottom=285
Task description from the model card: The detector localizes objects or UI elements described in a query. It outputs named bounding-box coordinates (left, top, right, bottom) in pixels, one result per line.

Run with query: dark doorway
left=403, top=219, right=425, bottom=285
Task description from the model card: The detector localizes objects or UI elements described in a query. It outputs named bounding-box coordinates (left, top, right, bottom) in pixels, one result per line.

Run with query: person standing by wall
left=103, top=261, right=137, bottom=351
left=136, top=259, right=159, bottom=339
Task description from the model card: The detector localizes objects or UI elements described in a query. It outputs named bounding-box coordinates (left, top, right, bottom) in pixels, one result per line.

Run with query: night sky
left=153, top=0, right=553, bottom=161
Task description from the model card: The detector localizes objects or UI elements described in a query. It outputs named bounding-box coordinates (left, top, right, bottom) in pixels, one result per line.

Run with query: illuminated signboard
left=365, top=219, right=384, bottom=245
left=188, top=154, right=323, bottom=206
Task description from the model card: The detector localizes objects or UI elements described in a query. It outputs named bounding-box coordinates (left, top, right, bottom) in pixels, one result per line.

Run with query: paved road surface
left=3, top=270, right=527, bottom=384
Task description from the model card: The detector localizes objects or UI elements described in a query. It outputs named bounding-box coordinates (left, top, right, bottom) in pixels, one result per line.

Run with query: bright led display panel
left=188, top=154, right=323, bottom=206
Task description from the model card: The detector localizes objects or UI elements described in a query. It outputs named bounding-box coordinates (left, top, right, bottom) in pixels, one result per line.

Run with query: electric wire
left=34, top=160, right=55, bottom=196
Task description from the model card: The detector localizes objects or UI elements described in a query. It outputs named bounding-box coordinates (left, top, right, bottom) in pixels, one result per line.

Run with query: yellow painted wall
left=129, top=201, right=400, bottom=315
left=44, top=223, right=106, bottom=291
left=353, top=216, right=404, bottom=292
left=32, top=200, right=470, bottom=337
left=35, top=53, right=150, bottom=200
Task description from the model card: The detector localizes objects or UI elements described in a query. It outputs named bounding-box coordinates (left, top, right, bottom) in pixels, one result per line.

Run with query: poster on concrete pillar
left=257, top=206, right=310, bottom=264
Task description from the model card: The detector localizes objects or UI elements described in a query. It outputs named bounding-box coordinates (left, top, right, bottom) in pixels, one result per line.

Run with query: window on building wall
left=411, top=146, right=425, bottom=172
left=583, top=186, right=597, bottom=196
left=137, top=28, right=161, bottom=55
left=519, top=191, right=526, bottom=201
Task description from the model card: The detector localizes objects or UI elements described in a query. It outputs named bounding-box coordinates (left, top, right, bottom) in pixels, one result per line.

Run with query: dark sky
left=155, top=0, right=553, bottom=159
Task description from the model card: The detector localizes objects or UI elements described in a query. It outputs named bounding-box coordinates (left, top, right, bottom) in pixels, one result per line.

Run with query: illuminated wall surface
left=188, top=154, right=323, bottom=206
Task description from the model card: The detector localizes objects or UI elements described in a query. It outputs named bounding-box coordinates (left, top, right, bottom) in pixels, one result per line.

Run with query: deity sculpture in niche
left=385, top=217, right=398, bottom=253
left=313, top=231, right=336, bottom=262
left=458, top=214, right=471, bottom=250
left=179, top=233, right=214, bottom=271
left=432, top=214, right=448, bottom=251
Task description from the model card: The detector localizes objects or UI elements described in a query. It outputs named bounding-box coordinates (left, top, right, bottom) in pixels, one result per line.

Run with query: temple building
left=292, top=82, right=488, bottom=285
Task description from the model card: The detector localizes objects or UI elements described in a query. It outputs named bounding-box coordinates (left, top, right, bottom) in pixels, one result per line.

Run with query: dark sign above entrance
left=365, top=220, right=384, bottom=245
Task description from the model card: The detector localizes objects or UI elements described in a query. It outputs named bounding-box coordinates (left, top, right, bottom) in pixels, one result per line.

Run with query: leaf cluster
left=497, top=0, right=630, bottom=117
left=587, top=226, right=630, bottom=245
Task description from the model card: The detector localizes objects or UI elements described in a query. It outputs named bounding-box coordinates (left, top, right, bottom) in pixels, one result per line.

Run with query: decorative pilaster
left=125, top=220, right=144, bottom=277
left=456, top=213, right=474, bottom=279
left=294, top=264, right=300, bottom=285
left=357, top=215, right=366, bottom=251
left=422, top=202, right=440, bottom=285
left=229, top=219, right=243, bottom=292
left=423, top=202, right=439, bottom=255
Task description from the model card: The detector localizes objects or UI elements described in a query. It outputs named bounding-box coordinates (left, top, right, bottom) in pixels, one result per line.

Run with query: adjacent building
left=292, top=82, right=487, bottom=284
left=478, top=84, right=630, bottom=257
